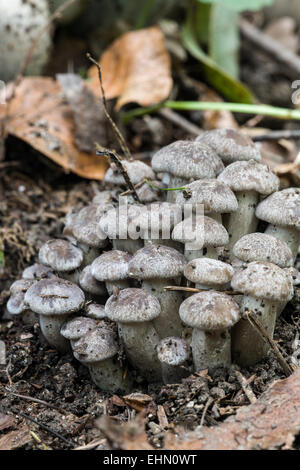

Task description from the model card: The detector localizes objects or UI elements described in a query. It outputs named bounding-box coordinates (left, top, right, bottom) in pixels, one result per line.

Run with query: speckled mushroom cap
left=39, top=239, right=83, bottom=272
left=151, top=141, right=224, bottom=179
left=104, top=160, right=155, bottom=186
left=71, top=203, right=109, bottom=248
left=172, top=215, right=229, bottom=247
left=255, top=188, right=300, bottom=229
left=175, top=179, right=238, bottom=214
left=72, top=326, right=118, bottom=364
left=179, top=291, right=240, bottom=330
left=99, top=205, right=142, bottom=239
left=233, top=233, right=293, bottom=268
left=91, top=250, right=132, bottom=282
left=10, top=279, right=35, bottom=294
left=60, top=316, right=97, bottom=341
left=128, top=245, right=185, bottom=280
left=24, top=278, right=85, bottom=316
left=217, top=160, right=280, bottom=195
left=136, top=202, right=182, bottom=237
left=7, top=292, right=27, bottom=315
left=231, top=261, right=294, bottom=302
left=284, top=267, right=300, bottom=286
left=196, top=128, right=261, bottom=164
left=157, top=337, right=190, bottom=366
left=22, top=264, right=56, bottom=280
left=85, top=303, right=106, bottom=320
left=79, top=265, right=107, bottom=295
left=184, top=258, right=234, bottom=285
left=105, top=288, right=161, bottom=323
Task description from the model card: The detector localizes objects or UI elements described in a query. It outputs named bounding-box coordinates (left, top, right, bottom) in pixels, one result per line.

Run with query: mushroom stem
left=142, top=279, right=184, bottom=338
left=144, top=238, right=183, bottom=252
left=105, top=280, right=130, bottom=296
left=118, top=322, right=162, bottom=381
left=39, top=315, right=71, bottom=352
left=77, top=243, right=100, bottom=267
left=88, top=357, right=133, bottom=393
left=231, top=296, right=277, bottom=366
left=265, top=225, right=299, bottom=261
left=224, top=190, right=259, bottom=258
left=184, top=246, right=219, bottom=261
left=161, top=363, right=190, bottom=384
left=192, top=328, right=231, bottom=371
left=112, top=239, right=143, bottom=255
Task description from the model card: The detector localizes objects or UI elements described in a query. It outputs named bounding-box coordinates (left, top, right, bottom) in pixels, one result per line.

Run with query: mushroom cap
left=79, top=265, right=107, bottom=295
left=60, top=316, right=97, bottom=341
left=24, top=278, right=85, bottom=316
left=233, top=233, right=293, bottom=268
left=10, top=279, right=35, bottom=294
left=22, top=264, right=56, bottom=280
left=7, top=292, right=27, bottom=315
left=135, top=181, right=161, bottom=203
left=175, top=179, right=238, bottom=214
left=91, top=250, right=132, bottom=282
left=39, top=239, right=83, bottom=272
left=255, top=188, right=300, bottom=229
left=136, top=202, right=182, bottom=237
left=71, top=203, right=109, bottom=247
left=73, top=326, right=118, bottom=363
left=105, top=288, right=161, bottom=323
left=179, top=291, right=240, bottom=330
left=157, top=337, right=190, bottom=366
left=196, top=128, right=261, bottom=164
left=231, top=261, right=294, bottom=302
left=172, top=215, right=229, bottom=247
left=184, top=258, right=234, bottom=285
left=151, top=140, right=224, bottom=179
left=85, top=303, right=106, bottom=319
left=99, top=205, right=142, bottom=239
left=92, top=190, right=116, bottom=206
left=128, top=245, right=185, bottom=280
left=104, top=160, right=155, bottom=186
left=284, top=267, right=300, bottom=286
left=217, top=160, right=280, bottom=195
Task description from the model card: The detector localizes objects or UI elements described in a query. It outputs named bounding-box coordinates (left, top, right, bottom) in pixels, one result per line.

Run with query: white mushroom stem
left=112, top=239, right=143, bottom=255
left=192, top=328, right=231, bottom=371
left=88, top=357, right=133, bottom=393
left=144, top=238, right=183, bottom=252
left=142, top=279, right=184, bottom=338
left=39, top=315, right=71, bottom=352
left=105, top=280, right=130, bottom=296
left=184, top=246, right=219, bottom=261
left=118, top=322, right=162, bottom=381
left=265, top=225, right=299, bottom=261
left=231, top=296, right=277, bottom=366
left=225, top=190, right=259, bottom=258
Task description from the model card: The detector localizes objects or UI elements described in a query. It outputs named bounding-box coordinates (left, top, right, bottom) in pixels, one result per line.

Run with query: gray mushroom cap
left=136, top=202, right=182, bottom=237
left=39, top=239, right=83, bottom=272
left=255, top=188, right=300, bottom=229
left=85, top=303, right=106, bottom=320
left=99, top=205, right=142, bottom=239
left=73, top=326, right=119, bottom=364
left=184, top=258, right=234, bottom=285
left=172, top=215, right=229, bottom=247
left=91, top=250, right=132, bottom=282
left=231, top=261, right=294, bottom=302
left=151, top=140, right=224, bottom=179
left=284, top=267, right=300, bottom=286
left=104, top=160, right=155, bottom=186
left=233, top=233, right=293, bottom=268
left=105, top=288, right=161, bottom=323
left=175, top=179, right=238, bottom=214
left=157, top=337, right=191, bottom=366
left=7, top=292, right=27, bottom=315
left=60, top=316, right=97, bottom=341
left=217, top=160, right=280, bottom=195
left=179, top=291, right=240, bottom=330
left=196, top=128, right=261, bottom=164
left=79, top=265, right=107, bottom=295
left=10, top=279, right=35, bottom=294
left=22, top=264, right=56, bottom=280
left=71, top=203, right=109, bottom=247
left=24, top=278, right=85, bottom=316
left=128, top=245, right=186, bottom=280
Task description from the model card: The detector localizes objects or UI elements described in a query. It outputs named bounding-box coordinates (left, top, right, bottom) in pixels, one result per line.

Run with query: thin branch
left=163, top=285, right=241, bottom=295
left=252, top=130, right=300, bottom=142
left=159, top=108, right=202, bottom=136
left=6, top=389, right=67, bottom=414
left=234, top=369, right=257, bottom=404
left=20, top=412, right=75, bottom=448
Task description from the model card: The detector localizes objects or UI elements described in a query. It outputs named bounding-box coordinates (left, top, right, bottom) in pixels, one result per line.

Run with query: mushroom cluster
left=6, top=129, right=299, bottom=392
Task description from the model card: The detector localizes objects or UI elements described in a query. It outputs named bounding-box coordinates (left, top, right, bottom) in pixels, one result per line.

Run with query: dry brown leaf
left=0, top=413, right=15, bottom=432
left=0, top=77, right=108, bottom=179
left=164, top=369, right=300, bottom=450
left=123, top=393, right=155, bottom=413
left=0, top=423, right=31, bottom=450
left=89, top=26, right=173, bottom=110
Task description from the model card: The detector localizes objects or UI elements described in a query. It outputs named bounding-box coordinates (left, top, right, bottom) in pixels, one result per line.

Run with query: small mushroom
left=24, top=278, right=85, bottom=352
left=6, top=279, right=37, bottom=325
left=104, top=160, right=155, bottom=186
left=179, top=291, right=240, bottom=371
left=128, top=245, right=186, bottom=338
left=60, top=316, right=97, bottom=348
left=156, top=337, right=191, bottom=384
left=184, top=258, right=234, bottom=290
left=38, top=239, right=83, bottom=283
left=85, top=303, right=106, bottom=320
left=72, top=326, right=133, bottom=393
left=231, top=261, right=294, bottom=366
left=105, top=288, right=162, bottom=381
left=79, top=265, right=107, bottom=298
left=22, top=264, right=56, bottom=280
left=91, top=250, right=132, bottom=295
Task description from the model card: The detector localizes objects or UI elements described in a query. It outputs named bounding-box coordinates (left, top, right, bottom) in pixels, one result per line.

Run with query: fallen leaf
left=89, top=26, right=173, bottom=109
left=0, top=423, right=31, bottom=450
left=123, top=393, right=156, bottom=413
left=201, top=88, right=238, bottom=130
left=0, top=413, right=15, bottom=432
left=0, top=77, right=108, bottom=179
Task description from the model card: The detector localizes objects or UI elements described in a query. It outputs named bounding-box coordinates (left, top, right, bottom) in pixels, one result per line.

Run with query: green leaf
left=0, top=249, right=4, bottom=269
left=209, top=3, right=239, bottom=78
left=196, top=0, right=274, bottom=12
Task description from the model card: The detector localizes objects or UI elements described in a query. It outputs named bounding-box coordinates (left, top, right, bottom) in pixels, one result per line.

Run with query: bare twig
left=86, top=53, right=132, bottom=160
left=246, top=311, right=294, bottom=377
left=20, top=412, right=75, bottom=448
left=74, top=438, right=106, bottom=451
left=252, top=130, right=300, bottom=142
left=6, top=389, right=67, bottom=414
left=159, top=108, right=202, bottom=136
left=234, top=370, right=257, bottom=404
left=199, top=397, right=213, bottom=427
left=163, top=285, right=241, bottom=295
